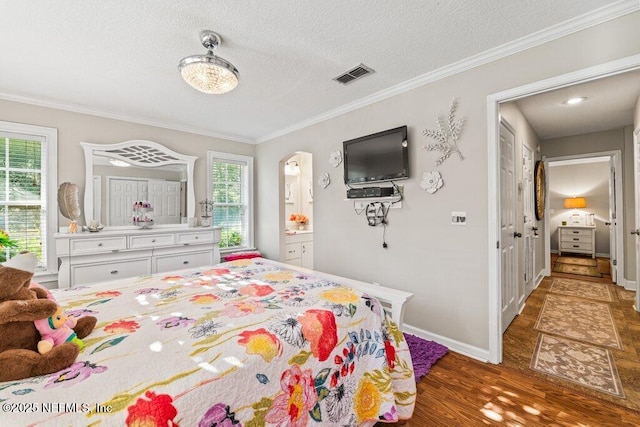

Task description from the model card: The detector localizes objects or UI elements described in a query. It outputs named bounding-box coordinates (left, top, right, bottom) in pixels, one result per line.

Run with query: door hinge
left=613, top=259, right=617, bottom=266
left=497, top=241, right=500, bottom=249
left=612, top=213, right=616, bottom=220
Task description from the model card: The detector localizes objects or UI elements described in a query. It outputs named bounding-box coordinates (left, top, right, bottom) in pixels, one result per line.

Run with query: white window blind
left=0, top=133, right=48, bottom=269
left=208, top=152, right=253, bottom=250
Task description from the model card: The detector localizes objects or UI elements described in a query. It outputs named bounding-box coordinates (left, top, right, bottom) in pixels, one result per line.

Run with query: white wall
left=547, top=162, right=610, bottom=254
left=0, top=99, right=255, bottom=228
left=255, top=12, right=640, bottom=354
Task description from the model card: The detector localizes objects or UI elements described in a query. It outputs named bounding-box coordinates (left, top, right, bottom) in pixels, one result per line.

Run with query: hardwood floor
left=382, top=352, right=640, bottom=426
left=382, top=255, right=640, bottom=426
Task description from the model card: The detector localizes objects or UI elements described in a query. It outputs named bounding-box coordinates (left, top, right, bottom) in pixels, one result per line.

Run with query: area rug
left=549, top=277, right=612, bottom=302
left=403, top=333, right=448, bottom=381
left=618, top=289, right=636, bottom=301
left=556, top=256, right=597, bottom=267
left=553, top=263, right=601, bottom=277
left=530, top=333, right=625, bottom=398
left=534, top=294, right=622, bottom=349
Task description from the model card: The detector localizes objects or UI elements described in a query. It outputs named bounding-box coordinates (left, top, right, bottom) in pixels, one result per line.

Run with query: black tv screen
left=343, top=125, right=408, bottom=184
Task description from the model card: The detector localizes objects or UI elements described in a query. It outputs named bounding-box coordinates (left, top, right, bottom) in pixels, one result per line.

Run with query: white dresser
left=284, top=231, right=313, bottom=268
left=558, top=225, right=596, bottom=258
left=55, top=226, right=221, bottom=288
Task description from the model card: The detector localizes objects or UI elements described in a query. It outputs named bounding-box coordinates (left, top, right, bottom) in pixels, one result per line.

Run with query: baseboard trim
left=402, top=323, right=490, bottom=363
left=625, top=280, right=636, bottom=291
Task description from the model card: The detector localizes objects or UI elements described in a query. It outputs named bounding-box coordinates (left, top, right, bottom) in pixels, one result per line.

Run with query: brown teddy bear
left=0, top=253, right=96, bottom=382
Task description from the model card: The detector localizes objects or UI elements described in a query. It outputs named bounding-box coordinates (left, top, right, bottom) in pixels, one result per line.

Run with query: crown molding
left=0, top=91, right=255, bottom=145
left=256, top=0, right=640, bottom=144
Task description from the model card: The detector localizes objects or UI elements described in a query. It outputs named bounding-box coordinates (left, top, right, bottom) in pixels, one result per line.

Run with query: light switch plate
left=452, top=211, right=467, bottom=225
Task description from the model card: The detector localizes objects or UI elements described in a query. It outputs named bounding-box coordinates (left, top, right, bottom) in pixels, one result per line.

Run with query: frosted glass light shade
left=564, top=197, right=586, bottom=209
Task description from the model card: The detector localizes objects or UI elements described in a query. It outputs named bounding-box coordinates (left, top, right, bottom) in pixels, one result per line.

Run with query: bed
left=0, top=258, right=416, bottom=426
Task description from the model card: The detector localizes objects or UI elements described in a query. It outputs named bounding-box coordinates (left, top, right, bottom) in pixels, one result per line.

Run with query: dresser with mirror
left=55, top=140, right=221, bottom=288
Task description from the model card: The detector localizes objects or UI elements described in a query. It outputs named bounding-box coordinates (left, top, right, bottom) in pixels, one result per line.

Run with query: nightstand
left=558, top=225, right=596, bottom=258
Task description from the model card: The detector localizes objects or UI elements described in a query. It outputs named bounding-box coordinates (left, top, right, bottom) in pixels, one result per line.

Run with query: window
left=0, top=121, right=57, bottom=273
left=207, top=151, right=253, bottom=250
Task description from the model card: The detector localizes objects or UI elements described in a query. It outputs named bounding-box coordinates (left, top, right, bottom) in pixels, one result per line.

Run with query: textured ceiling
left=0, top=1, right=629, bottom=143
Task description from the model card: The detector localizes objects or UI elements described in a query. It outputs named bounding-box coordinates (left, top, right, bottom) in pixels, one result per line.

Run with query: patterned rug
left=618, top=289, right=636, bottom=301
left=531, top=333, right=625, bottom=398
left=553, top=263, right=601, bottom=277
left=403, top=333, right=448, bottom=381
left=534, top=294, right=622, bottom=349
left=556, top=256, right=597, bottom=267
left=549, top=278, right=612, bottom=302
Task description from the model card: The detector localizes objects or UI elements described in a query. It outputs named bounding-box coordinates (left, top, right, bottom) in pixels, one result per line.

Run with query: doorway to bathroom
left=282, top=152, right=314, bottom=268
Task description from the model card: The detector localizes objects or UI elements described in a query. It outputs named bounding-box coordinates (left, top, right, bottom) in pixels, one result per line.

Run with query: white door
left=633, top=128, right=640, bottom=312
left=522, top=144, right=535, bottom=298
left=148, top=180, right=181, bottom=225
left=109, top=179, right=138, bottom=226
left=608, top=158, right=617, bottom=283
left=500, top=122, right=518, bottom=332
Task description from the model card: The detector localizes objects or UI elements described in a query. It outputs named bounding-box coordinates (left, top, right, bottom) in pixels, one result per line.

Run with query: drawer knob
left=573, top=245, right=579, bottom=248
left=183, top=261, right=189, bottom=264
left=573, top=238, right=579, bottom=241
left=151, top=239, right=156, bottom=243
left=195, top=236, right=199, bottom=240
left=98, top=243, right=103, bottom=247
left=572, top=231, right=579, bottom=234
left=110, top=270, right=118, bottom=274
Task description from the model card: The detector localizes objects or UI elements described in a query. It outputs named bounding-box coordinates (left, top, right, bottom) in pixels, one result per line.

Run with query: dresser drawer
left=154, top=250, right=213, bottom=273
left=560, top=241, right=592, bottom=251
left=176, top=231, right=213, bottom=245
left=285, top=243, right=302, bottom=260
left=562, top=234, right=593, bottom=243
left=129, top=234, right=174, bottom=249
left=561, top=228, right=592, bottom=238
left=70, top=236, right=127, bottom=255
left=71, top=258, right=151, bottom=286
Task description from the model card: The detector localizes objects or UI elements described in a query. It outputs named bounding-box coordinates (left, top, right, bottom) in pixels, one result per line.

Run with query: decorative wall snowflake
left=423, top=98, right=465, bottom=165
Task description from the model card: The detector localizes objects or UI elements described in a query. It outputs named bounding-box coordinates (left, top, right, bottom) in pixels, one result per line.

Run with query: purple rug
left=403, top=333, right=448, bottom=381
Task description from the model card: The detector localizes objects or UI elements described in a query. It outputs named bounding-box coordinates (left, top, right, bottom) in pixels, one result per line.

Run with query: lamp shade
left=564, top=197, right=586, bottom=209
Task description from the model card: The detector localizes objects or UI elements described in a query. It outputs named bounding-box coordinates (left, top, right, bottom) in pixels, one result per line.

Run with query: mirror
left=82, top=140, right=196, bottom=227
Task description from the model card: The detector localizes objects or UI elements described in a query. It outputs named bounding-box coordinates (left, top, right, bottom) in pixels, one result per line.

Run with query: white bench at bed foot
left=262, top=259, right=413, bottom=330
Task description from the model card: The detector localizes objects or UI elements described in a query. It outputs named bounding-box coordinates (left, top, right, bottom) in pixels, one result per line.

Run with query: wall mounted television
left=343, top=125, right=409, bottom=184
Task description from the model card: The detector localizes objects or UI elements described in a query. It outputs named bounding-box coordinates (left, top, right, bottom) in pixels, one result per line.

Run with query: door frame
left=543, top=152, right=623, bottom=282
left=487, top=53, right=640, bottom=364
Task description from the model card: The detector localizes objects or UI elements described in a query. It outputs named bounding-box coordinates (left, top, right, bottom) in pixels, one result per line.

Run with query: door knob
left=513, top=232, right=522, bottom=238
left=605, top=222, right=612, bottom=226
left=631, top=229, right=640, bottom=235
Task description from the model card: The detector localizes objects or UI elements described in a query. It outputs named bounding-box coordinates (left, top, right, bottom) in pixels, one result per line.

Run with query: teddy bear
left=0, top=252, right=96, bottom=382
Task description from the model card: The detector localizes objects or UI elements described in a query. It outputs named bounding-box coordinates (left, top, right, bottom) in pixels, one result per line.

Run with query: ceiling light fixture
left=285, top=161, right=300, bottom=176
left=562, top=97, right=587, bottom=106
left=179, top=30, right=240, bottom=95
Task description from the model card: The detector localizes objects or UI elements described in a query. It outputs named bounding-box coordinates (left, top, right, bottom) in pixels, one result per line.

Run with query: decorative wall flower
left=299, top=309, right=338, bottom=362
left=423, top=98, right=465, bottom=165
left=265, top=365, right=317, bottom=426
left=318, top=172, right=331, bottom=189
left=238, top=328, right=283, bottom=362
left=329, top=150, right=342, bottom=168
left=420, top=171, right=444, bottom=194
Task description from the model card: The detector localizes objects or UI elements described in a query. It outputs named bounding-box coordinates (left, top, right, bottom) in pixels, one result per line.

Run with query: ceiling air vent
left=333, top=63, right=375, bottom=85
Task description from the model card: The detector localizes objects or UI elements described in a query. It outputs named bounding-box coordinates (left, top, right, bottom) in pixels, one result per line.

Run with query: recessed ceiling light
left=563, top=97, right=587, bottom=105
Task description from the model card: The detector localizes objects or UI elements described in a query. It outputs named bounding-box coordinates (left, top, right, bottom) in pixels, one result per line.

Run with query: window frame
left=206, top=151, right=254, bottom=252
left=0, top=121, right=57, bottom=279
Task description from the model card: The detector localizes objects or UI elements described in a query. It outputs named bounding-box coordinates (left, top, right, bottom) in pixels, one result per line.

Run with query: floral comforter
left=0, top=258, right=415, bottom=426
